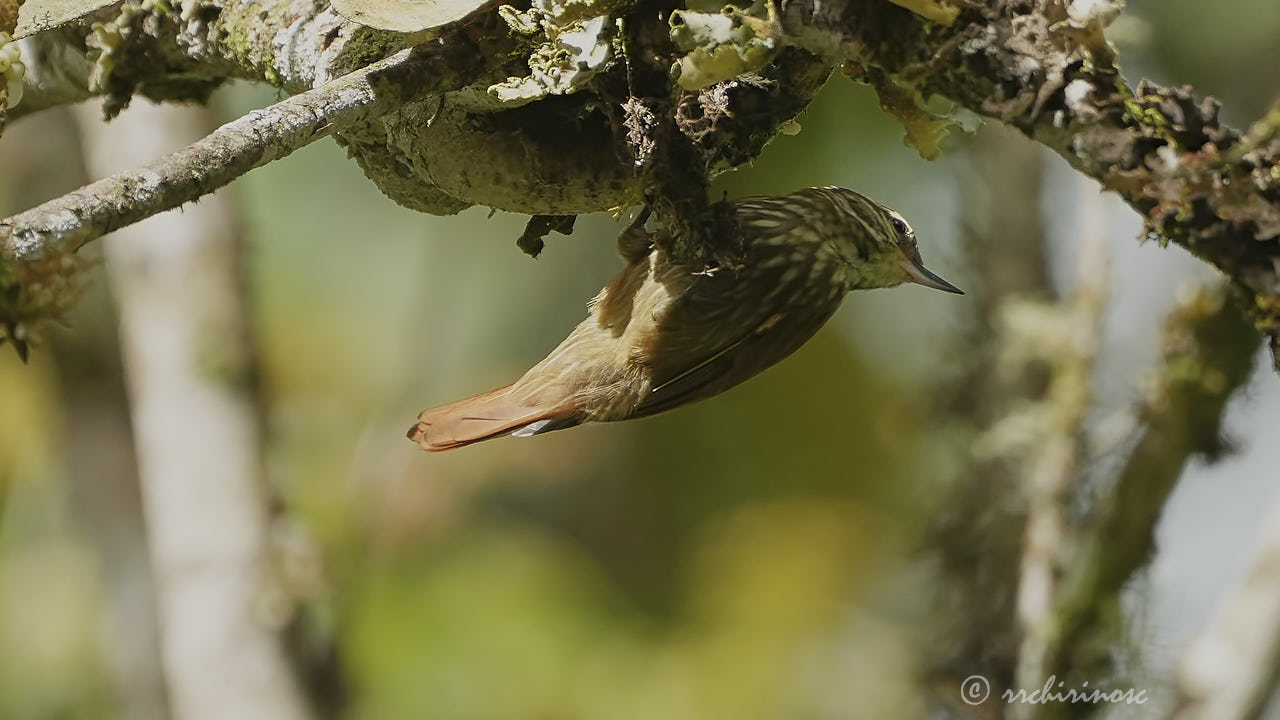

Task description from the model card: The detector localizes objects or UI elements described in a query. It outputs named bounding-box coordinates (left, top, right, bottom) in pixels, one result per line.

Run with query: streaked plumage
left=408, top=186, right=961, bottom=451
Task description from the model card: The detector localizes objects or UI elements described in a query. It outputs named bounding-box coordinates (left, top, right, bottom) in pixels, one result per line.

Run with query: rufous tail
left=407, top=384, right=575, bottom=452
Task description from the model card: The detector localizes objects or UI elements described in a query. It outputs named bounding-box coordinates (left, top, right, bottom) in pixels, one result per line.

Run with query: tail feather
left=407, top=384, right=577, bottom=452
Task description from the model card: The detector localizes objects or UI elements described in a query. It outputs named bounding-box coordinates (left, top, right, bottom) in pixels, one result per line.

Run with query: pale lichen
left=85, top=0, right=171, bottom=96
left=669, top=0, right=780, bottom=90
left=847, top=64, right=953, bottom=161
left=487, top=0, right=639, bottom=105
left=0, top=31, right=25, bottom=108
left=490, top=11, right=617, bottom=105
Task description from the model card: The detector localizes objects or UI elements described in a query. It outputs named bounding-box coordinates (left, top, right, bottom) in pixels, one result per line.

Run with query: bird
left=408, top=186, right=962, bottom=451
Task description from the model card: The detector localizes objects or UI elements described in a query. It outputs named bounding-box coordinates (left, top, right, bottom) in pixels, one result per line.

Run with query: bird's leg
left=708, top=195, right=744, bottom=272
left=613, top=0, right=724, bottom=267
left=617, top=206, right=654, bottom=263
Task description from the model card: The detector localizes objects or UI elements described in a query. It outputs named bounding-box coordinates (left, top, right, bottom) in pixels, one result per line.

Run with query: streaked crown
left=737, top=186, right=962, bottom=294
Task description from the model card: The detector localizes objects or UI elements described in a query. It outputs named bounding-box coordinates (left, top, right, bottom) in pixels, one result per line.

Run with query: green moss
left=1117, top=81, right=1180, bottom=148
left=331, top=26, right=421, bottom=76
left=1253, top=292, right=1280, bottom=335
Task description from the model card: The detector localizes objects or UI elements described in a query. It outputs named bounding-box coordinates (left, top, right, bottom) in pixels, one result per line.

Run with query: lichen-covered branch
left=778, top=0, right=1280, bottom=341
left=2, top=0, right=1278, bottom=357
left=0, top=37, right=478, bottom=354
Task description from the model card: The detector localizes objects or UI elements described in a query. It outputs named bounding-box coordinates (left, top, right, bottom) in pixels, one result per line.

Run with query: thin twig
left=2, top=44, right=449, bottom=262
left=1011, top=182, right=1111, bottom=719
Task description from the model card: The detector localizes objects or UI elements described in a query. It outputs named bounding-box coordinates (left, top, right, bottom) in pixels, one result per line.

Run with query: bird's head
left=814, top=187, right=963, bottom=295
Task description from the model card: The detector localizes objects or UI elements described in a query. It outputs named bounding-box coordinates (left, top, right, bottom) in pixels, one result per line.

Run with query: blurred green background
left=2, top=1, right=1279, bottom=717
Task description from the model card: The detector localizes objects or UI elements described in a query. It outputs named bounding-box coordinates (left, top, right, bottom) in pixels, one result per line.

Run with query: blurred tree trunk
left=74, top=101, right=313, bottom=720
left=2, top=106, right=172, bottom=720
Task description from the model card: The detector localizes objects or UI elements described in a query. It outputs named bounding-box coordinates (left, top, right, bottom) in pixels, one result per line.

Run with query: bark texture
left=1, top=0, right=1278, bottom=348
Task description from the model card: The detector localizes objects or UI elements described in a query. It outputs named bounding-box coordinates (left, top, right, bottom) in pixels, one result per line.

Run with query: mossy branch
left=1, top=0, right=1277, bottom=365
left=779, top=0, right=1280, bottom=348
left=1, top=42, right=478, bottom=350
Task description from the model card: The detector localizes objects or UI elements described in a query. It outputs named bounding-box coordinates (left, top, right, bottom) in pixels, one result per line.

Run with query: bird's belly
left=508, top=275, right=678, bottom=421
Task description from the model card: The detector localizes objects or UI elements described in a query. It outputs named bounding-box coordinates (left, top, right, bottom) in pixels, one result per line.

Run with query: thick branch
left=779, top=0, right=1280, bottom=337
left=3, top=0, right=1278, bottom=355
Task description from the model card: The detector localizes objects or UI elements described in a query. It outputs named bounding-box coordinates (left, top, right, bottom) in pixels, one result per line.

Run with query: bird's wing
left=630, top=296, right=807, bottom=418
left=628, top=250, right=844, bottom=419
left=630, top=326, right=760, bottom=417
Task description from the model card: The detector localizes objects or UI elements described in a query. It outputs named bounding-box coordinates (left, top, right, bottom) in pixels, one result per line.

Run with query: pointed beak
left=902, top=258, right=964, bottom=294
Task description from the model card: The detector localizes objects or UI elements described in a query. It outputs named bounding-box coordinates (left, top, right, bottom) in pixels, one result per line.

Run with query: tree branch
left=2, top=42, right=468, bottom=262
left=2, top=0, right=1277, bottom=359
left=922, top=124, right=1052, bottom=707
left=779, top=0, right=1280, bottom=341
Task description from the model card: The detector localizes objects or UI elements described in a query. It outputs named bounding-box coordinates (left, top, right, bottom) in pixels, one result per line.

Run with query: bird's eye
left=890, top=216, right=909, bottom=235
